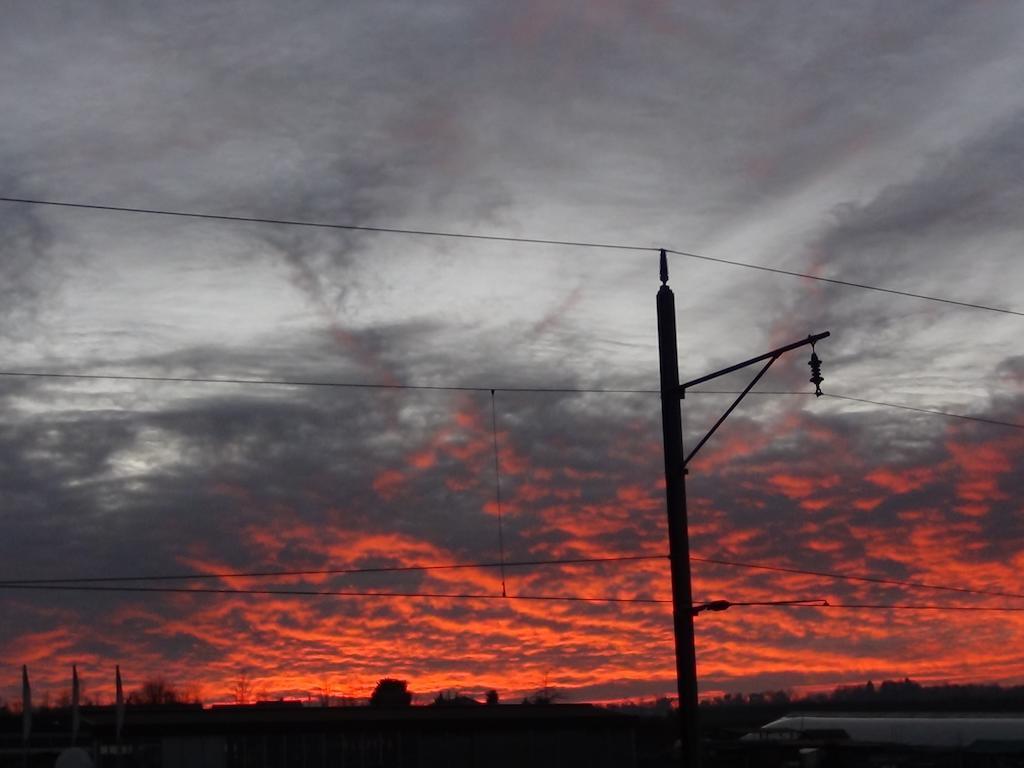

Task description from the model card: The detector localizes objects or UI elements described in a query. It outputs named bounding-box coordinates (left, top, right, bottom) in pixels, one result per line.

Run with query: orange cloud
left=372, top=469, right=405, bottom=499
left=866, top=467, right=935, bottom=494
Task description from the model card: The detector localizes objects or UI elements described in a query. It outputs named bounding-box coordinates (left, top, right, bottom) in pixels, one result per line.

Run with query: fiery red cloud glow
left=4, top=394, right=1023, bottom=708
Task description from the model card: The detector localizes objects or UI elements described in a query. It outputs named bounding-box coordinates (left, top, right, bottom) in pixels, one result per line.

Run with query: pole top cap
left=659, top=249, right=668, bottom=285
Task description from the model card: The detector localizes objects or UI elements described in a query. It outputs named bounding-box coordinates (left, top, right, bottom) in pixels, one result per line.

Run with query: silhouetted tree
left=523, top=684, right=563, bottom=705
left=522, top=674, right=563, bottom=705
left=485, top=689, right=499, bottom=705
left=432, top=690, right=480, bottom=707
left=878, top=677, right=921, bottom=702
left=128, top=677, right=182, bottom=705
left=370, top=678, right=412, bottom=707
left=316, top=678, right=334, bottom=707
left=699, top=681, right=1024, bottom=712
left=768, top=690, right=791, bottom=706
left=232, top=671, right=253, bottom=704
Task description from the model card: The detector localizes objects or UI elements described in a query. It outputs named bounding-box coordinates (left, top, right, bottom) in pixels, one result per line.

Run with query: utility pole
left=656, top=249, right=830, bottom=767
left=657, top=250, right=700, bottom=768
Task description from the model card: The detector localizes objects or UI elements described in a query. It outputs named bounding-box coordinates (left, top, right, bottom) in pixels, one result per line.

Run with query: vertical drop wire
left=490, top=390, right=508, bottom=597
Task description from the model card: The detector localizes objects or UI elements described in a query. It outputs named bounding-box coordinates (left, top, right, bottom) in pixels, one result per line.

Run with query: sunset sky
left=2, top=2, right=1023, bottom=707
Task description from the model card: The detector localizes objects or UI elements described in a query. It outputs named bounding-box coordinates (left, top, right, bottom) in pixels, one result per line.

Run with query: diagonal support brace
left=680, top=331, right=829, bottom=467
left=684, top=357, right=775, bottom=467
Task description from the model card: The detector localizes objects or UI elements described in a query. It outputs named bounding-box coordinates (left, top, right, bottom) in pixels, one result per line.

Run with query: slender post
left=22, top=665, right=31, bottom=768
left=656, top=250, right=700, bottom=767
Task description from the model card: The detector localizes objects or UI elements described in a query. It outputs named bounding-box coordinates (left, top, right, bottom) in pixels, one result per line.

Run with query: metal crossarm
left=680, top=332, right=830, bottom=467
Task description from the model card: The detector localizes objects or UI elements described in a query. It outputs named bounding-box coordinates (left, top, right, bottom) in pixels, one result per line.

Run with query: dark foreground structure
left=9, top=703, right=1024, bottom=767
left=0, top=703, right=661, bottom=768
left=706, top=711, right=1024, bottom=767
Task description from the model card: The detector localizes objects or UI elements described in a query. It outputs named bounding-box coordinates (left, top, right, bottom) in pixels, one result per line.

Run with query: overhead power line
left=699, top=599, right=1024, bottom=614
left=0, top=554, right=667, bottom=586
left=0, top=196, right=651, bottom=252
left=663, top=248, right=1023, bottom=317
left=815, top=603, right=1024, bottom=613
left=693, top=556, right=1024, bottom=602
left=1, top=196, right=1020, bottom=317
left=0, top=582, right=669, bottom=604
left=823, top=393, right=1023, bottom=429
left=0, top=369, right=654, bottom=395
left=696, top=390, right=1023, bottom=430
left=5, top=553, right=1023, bottom=604
left=3, top=582, right=1022, bottom=613
left=1, top=369, right=1020, bottom=429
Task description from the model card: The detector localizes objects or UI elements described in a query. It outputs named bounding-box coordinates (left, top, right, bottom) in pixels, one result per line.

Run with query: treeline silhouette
left=699, top=678, right=1024, bottom=711
left=8, top=674, right=1024, bottom=718
left=0, top=675, right=568, bottom=715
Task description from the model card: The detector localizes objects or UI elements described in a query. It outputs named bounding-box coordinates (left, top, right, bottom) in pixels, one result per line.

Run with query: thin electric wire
left=0, top=196, right=652, bottom=252
left=2, top=196, right=1020, bottom=317
left=697, top=389, right=1024, bottom=430
left=823, top=393, right=1024, bottom=429
left=0, top=369, right=655, bottom=394
left=815, top=603, right=1024, bottom=613
left=490, top=390, right=508, bottom=597
left=4, top=582, right=1022, bottom=613
left=0, top=582, right=670, bottom=604
left=664, top=248, right=1023, bottom=317
left=692, top=556, right=1024, bottom=601
left=0, top=554, right=667, bottom=586
left=5, top=552, right=1023, bottom=606
left=1, top=369, right=1020, bottom=429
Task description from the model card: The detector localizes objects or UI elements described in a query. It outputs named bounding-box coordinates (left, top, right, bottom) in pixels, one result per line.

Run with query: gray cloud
left=3, top=0, right=1024, bottom=703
